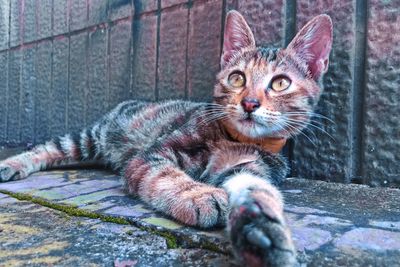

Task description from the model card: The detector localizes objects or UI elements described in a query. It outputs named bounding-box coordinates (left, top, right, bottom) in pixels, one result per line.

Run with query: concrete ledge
left=0, top=170, right=399, bottom=266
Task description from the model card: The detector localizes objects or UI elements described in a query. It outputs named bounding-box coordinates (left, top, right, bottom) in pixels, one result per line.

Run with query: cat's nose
left=241, top=98, right=260, bottom=113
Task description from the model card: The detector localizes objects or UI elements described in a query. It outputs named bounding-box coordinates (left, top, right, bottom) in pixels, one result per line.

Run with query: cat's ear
left=221, top=11, right=256, bottom=67
left=286, top=15, right=333, bottom=80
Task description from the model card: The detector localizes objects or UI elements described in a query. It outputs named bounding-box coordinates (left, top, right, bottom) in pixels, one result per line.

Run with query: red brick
left=109, top=0, right=133, bottom=21
left=88, top=27, right=108, bottom=124
left=53, top=0, right=69, bottom=35
left=236, top=0, right=285, bottom=46
left=0, top=0, right=10, bottom=50
left=35, top=41, right=52, bottom=142
left=7, top=49, right=22, bottom=144
left=135, top=0, right=158, bottom=14
left=187, top=0, right=222, bottom=101
left=109, top=20, right=132, bottom=107
left=10, top=0, right=23, bottom=47
left=158, top=6, right=188, bottom=100
left=88, top=0, right=108, bottom=26
left=23, top=0, right=36, bottom=42
left=162, top=0, right=187, bottom=9
left=37, top=0, right=52, bottom=39
left=51, top=37, right=69, bottom=136
left=0, top=52, right=8, bottom=142
left=69, top=32, right=88, bottom=132
left=70, top=0, right=88, bottom=31
left=131, top=15, right=158, bottom=101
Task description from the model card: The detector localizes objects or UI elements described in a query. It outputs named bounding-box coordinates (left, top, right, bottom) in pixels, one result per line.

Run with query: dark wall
left=0, top=0, right=399, bottom=187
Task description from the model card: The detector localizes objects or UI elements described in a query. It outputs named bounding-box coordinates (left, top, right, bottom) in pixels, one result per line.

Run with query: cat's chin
left=233, top=119, right=284, bottom=139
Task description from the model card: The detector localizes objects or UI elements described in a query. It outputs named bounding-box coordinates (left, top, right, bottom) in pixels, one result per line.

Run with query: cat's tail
left=0, top=128, right=99, bottom=182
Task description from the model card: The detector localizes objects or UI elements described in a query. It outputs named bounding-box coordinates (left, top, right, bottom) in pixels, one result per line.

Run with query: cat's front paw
left=228, top=190, right=296, bottom=267
left=0, top=163, right=23, bottom=182
left=170, top=185, right=229, bottom=228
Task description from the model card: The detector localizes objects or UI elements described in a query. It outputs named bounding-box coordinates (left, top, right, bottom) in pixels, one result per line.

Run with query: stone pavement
left=0, top=169, right=399, bottom=267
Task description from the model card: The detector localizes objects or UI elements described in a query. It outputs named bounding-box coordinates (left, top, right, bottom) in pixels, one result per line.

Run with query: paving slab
left=0, top=170, right=399, bottom=266
left=0, top=194, right=231, bottom=266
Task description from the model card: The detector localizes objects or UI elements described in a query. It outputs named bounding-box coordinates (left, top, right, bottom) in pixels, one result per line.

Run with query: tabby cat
left=0, top=11, right=332, bottom=267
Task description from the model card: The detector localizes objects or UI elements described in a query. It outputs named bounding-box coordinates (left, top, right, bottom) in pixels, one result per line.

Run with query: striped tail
left=0, top=128, right=99, bottom=182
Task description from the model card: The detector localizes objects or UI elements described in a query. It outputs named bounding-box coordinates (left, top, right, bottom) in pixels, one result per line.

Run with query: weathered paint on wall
left=0, top=0, right=398, bottom=187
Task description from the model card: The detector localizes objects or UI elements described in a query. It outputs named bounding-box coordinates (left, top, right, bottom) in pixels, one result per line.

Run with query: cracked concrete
left=0, top=169, right=399, bottom=266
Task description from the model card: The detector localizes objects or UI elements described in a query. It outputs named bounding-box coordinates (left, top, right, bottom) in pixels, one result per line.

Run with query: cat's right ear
left=221, top=11, right=256, bottom=68
left=286, top=15, right=333, bottom=80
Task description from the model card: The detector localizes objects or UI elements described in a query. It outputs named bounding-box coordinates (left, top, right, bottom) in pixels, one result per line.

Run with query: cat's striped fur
left=0, top=11, right=332, bottom=267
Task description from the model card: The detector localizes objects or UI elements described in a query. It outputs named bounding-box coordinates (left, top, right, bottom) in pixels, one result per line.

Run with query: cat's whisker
left=285, top=112, right=335, bottom=124
left=196, top=112, right=231, bottom=126
left=279, top=119, right=319, bottom=145
left=284, top=117, right=326, bottom=127
left=281, top=121, right=317, bottom=147
left=283, top=120, right=334, bottom=146
left=285, top=119, right=335, bottom=140
left=183, top=107, right=229, bottom=127
left=271, top=121, right=293, bottom=139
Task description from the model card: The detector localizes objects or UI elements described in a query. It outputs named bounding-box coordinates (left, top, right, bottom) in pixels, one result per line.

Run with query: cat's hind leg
left=0, top=130, right=99, bottom=182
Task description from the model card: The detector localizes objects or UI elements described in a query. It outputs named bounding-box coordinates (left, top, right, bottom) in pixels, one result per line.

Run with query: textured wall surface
left=0, top=0, right=398, bottom=187
left=292, top=1, right=356, bottom=183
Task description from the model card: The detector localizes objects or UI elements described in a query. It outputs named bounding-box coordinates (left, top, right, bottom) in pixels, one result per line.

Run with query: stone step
left=0, top=169, right=399, bottom=266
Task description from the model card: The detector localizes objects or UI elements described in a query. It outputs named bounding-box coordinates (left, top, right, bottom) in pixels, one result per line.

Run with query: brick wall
left=0, top=0, right=399, bottom=187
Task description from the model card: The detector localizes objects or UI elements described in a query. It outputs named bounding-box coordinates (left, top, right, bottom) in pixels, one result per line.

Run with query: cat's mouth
left=239, top=117, right=256, bottom=126
left=232, top=113, right=287, bottom=138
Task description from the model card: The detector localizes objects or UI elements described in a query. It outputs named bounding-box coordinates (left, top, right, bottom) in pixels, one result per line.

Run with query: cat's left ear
left=286, top=15, right=333, bottom=80
left=221, top=11, right=256, bottom=67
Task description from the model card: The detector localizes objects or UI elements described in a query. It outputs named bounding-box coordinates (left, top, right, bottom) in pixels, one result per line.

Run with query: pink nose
left=241, top=98, right=260, bottom=113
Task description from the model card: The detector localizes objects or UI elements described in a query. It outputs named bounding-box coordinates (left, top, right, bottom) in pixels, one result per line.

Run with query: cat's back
left=111, top=99, right=204, bottom=136
left=96, top=100, right=209, bottom=167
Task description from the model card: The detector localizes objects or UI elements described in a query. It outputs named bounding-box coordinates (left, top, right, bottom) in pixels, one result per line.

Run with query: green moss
left=0, top=190, right=129, bottom=225
left=138, top=225, right=178, bottom=249
left=200, top=241, right=225, bottom=254
left=125, top=230, right=134, bottom=236
left=159, top=232, right=178, bottom=249
left=0, top=190, right=226, bottom=254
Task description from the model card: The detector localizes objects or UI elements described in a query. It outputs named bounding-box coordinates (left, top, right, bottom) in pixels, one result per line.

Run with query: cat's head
left=214, top=11, right=333, bottom=139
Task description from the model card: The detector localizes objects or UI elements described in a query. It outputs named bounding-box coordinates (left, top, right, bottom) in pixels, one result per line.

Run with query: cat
left=0, top=11, right=332, bottom=267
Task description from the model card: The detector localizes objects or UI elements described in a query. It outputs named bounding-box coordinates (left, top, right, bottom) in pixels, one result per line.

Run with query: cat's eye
left=271, top=76, right=291, bottom=91
left=228, top=72, right=246, bottom=88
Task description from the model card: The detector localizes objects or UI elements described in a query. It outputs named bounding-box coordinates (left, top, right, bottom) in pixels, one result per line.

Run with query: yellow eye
left=228, top=72, right=246, bottom=88
left=271, top=76, right=291, bottom=91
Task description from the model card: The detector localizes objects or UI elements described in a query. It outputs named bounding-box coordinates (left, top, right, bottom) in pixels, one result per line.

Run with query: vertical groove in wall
left=284, top=0, right=296, bottom=175
left=5, top=0, right=12, bottom=139
left=20, top=0, right=25, bottom=46
left=50, top=0, right=54, bottom=139
left=154, top=0, right=161, bottom=101
left=4, top=49, right=9, bottom=144
left=84, top=0, right=89, bottom=127
left=350, top=0, right=368, bottom=183
left=18, top=49, right=22, bottom=143
left=219, top=0, right=227, bottom=56
left=131, top=0, right=138, bottom=99
left=17, top=0, right=26, bottom=143
left=8, top=0, right=11, bottom=48
left=106, top=1, right=111, bottom=111
left=284, top=0, right=296, bottom=46
left=128, top=3, right=133, bottom=102
left=32, top=44, right=38, bottom=143
left=184, top=0, right=192, bottom=100
left=129, top=0, right=135, bottom=99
